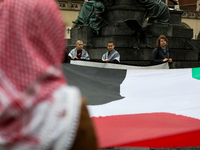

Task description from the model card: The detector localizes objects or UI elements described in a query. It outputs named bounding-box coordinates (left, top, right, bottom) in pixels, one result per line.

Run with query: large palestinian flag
left=62, top=61, right=200, bottom=149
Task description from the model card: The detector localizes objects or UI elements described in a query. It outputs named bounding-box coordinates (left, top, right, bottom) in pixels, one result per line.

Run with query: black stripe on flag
left=62, top=64, right=127, bottom=105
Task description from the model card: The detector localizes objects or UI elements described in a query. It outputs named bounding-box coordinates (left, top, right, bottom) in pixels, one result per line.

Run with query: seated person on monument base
left=102, top=41, right=120, bottom=63
left=150, top=35, right=172, bottom=65
left=68, top=40, right=90, bottom=60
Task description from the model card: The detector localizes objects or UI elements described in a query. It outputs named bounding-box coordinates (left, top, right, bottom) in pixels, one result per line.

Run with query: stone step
left=119, top=61, right=200, bottom=69
left=69, top=27, right=199, bottom=50
left=91, top=36, right=198, bottom=49
left=87, top=48, right=199, bottom=61
left=100, top=24, right=193, bottom=39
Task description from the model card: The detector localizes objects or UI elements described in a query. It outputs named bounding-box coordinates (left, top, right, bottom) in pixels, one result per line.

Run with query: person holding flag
left=151, top=35, right=172, bottom=65
left=68, top=40, right=90, bottom=60
left=102, top=41, right=120, bottom=63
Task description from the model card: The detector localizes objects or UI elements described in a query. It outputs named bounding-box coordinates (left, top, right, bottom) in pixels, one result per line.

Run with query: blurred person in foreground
left=0, top=0, right=98, bottom=150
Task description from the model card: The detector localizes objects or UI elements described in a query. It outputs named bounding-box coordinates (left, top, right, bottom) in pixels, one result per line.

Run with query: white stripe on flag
left=88, top=68, right=200, bottom=120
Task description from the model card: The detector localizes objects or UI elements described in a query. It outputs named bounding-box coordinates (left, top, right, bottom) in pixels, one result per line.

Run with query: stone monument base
left=68, top=1, right=200, bottom=69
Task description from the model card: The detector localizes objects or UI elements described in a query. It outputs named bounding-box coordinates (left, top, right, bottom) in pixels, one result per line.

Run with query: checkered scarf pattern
left=0, top=0, right=74, bottom=149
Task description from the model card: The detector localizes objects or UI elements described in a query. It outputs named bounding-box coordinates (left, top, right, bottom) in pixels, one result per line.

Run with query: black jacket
left=150, top=47, right=171, bottom=65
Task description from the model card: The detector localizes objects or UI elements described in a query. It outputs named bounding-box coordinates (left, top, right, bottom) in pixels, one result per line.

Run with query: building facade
left=58, top=0, right=200, bottom=40
left=168, top=0, right=200, bottom=39
left=57, top=0, right=86, bottom=39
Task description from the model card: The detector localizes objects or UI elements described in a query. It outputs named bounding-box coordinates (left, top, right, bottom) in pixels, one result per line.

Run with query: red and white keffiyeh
left=0, top=0, right=81, bottom=149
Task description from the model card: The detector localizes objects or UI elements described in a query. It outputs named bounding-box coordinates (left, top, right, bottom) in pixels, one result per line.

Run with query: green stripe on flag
left=192, top=68, right=200, bottom=80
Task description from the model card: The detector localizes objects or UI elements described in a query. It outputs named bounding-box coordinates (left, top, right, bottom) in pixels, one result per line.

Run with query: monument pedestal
left=69, top=0, right=200, bottom=68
